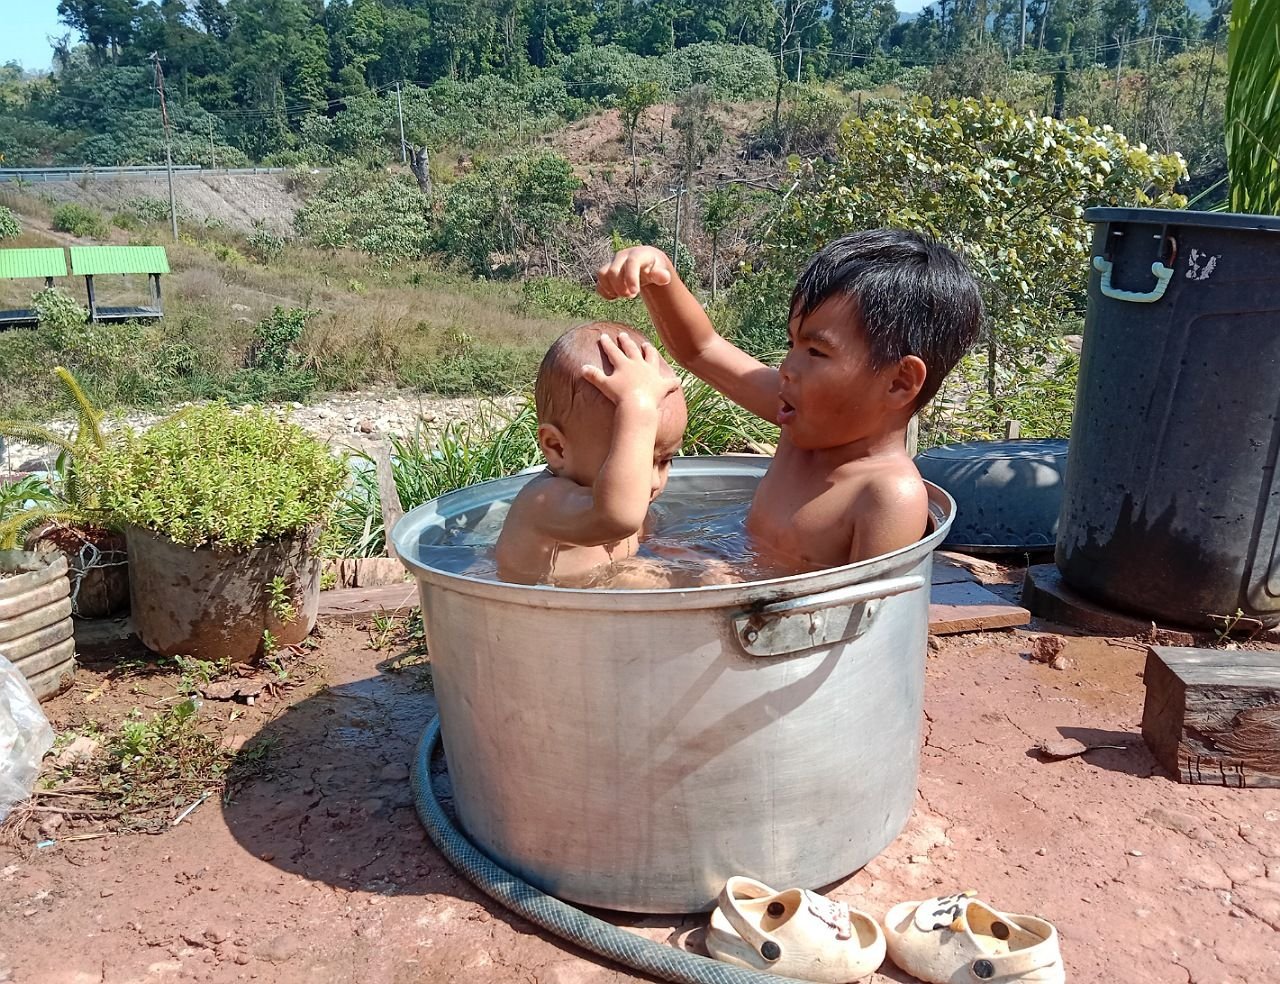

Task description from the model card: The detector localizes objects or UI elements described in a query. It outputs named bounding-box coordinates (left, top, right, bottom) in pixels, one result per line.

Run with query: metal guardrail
left=0, top=166, right=289, bottom=183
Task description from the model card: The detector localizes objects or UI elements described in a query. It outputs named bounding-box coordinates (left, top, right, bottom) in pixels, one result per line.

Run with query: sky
left=1, top=0, right=937, bottom=73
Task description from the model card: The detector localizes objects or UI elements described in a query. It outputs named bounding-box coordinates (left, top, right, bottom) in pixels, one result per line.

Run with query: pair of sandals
left=707, top=878, right=1065, bottom=983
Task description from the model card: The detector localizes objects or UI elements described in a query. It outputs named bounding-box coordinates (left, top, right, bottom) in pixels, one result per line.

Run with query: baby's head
left=534, top=323, right=687, bottom=499
left=779, top=230, right=983, bottom=450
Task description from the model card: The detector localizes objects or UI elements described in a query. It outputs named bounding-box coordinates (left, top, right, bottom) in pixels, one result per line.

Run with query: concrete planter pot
left=125, top=526, right=322, bottom=663
left=24, top=525, right=129, bottom=619
left=0, top=550, right=76, bottom=700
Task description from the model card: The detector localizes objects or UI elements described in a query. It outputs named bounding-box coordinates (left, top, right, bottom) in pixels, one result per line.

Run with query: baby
left=495, top=323, right=688, bottom=586
left=597, top=230, right=983, bottom=572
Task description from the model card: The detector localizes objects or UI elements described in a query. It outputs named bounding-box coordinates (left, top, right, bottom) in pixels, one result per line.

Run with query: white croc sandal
left=882, top=892, right=1065, bottom=984
left=705, top=876, right=886, bottom=983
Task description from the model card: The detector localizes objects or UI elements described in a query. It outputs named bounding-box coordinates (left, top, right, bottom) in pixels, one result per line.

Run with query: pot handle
left=732, top=574, right=925, bottom=658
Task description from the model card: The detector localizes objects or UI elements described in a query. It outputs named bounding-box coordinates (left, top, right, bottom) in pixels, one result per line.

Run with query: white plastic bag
left=0, top=653, right=54, bottom=823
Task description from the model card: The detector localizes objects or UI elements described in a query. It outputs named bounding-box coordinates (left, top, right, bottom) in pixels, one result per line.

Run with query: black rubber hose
left=410, top=716, right=824, bottom=984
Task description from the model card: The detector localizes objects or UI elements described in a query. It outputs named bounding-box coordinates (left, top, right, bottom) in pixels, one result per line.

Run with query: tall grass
left=1226, top=0, right=1280, bottom=214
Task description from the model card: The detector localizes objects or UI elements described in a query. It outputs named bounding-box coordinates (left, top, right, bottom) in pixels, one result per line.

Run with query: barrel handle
left=732, top=574, right=925, bottom=658
left=1092, top=255, right=1175, bottom=304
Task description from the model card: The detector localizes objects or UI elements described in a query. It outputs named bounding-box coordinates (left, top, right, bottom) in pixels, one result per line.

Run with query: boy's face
left=548, top=387, right=687, bottom=500
left=778, top=297, right=922, bottom=451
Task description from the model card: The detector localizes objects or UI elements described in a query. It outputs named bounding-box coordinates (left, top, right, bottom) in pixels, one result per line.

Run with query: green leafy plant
left=0, top=205, right=20, bottom=240
left=86, top=404, right=347, bottom=551
left=1226, top=0, right=1280, bottom=213
left=267, top=575, right=297, bottom=625
left=51, top=202, right=108, bottom=239
left=0, top=366, right=114, bottom=548
left=247, top=223, right=287, bottom=263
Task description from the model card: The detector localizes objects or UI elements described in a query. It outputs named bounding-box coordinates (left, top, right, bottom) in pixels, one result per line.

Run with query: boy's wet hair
left=790, top=229, right=984, bottom=406
left=534, top=322, right=630, bottom=428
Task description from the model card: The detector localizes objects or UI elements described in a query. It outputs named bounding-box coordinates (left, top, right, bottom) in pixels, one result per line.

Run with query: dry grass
left=0, top=196, right=579, bottom=419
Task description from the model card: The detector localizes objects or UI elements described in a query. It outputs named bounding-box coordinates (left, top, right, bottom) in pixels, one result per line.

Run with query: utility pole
left=1019, top=0, right=1027, bottom=52
left=209, top=122, right=216, bottom=170
left=151, top=52, right=179, bottom=243
left=396, top=81, right=407, bottom=164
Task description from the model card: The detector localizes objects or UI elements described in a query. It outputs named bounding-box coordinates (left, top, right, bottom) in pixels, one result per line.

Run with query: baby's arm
left=597, top=247, right=781, bottom=424
left=533, top=333, right=677, bottom=547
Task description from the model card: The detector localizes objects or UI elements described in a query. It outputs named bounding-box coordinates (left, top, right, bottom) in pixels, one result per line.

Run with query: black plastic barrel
left=1057, top=207, right=1280, bottom=626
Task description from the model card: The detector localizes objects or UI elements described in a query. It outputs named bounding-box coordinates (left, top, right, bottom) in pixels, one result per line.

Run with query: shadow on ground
left=219, top=657, right=697, bottom=974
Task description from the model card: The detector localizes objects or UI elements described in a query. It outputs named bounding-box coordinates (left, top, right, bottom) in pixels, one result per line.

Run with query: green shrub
left=247, top=223, right=287, bottom=263
left=295, top=166, right=430, bottom=264
left=88, top=404, right=347, bottom=550
left=0, top=205, right=20, bottom=240
left=52, top=202, right=108, bottom=238
left=409, top=342, right=540, bottom=397
left=250, top=307, right=310, bottom=373
left=33, top=287, right=86, bottom=339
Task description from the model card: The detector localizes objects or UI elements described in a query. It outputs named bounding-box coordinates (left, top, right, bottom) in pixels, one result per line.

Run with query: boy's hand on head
left=596, top=246, right=674, bottom=300
left=583, top=332, right=679, bottom=409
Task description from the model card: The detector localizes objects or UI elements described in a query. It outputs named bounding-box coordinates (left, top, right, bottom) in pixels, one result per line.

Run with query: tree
left=57, top=0, right=140, bottom=64
left=621, top=81, right=663, bottom=213
left=701, top=184, right=745, bottom=300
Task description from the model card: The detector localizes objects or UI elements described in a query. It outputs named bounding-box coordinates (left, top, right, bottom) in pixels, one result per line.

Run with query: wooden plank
left=372, top=444, right=403, bottom=561
left=929, top=580, right=1031, bottom=635
left=1142, top=646, right=1280, bottom=787
left=317, top=583, right=418, bottom=623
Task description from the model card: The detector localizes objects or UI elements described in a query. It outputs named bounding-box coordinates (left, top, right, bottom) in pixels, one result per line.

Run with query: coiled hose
left=411, top=716, right=820, bottom=984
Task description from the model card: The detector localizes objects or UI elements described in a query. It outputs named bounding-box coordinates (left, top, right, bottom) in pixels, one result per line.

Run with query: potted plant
left=0, top=368, right=129, bottom=618
left=1055, top=0, right=1280, bottom=626
left=85, top=404, right=347, bottom=661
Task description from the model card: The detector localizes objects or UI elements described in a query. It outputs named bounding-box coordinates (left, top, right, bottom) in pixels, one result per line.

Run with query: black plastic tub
left=1057, top=207, right=1280, bottom=626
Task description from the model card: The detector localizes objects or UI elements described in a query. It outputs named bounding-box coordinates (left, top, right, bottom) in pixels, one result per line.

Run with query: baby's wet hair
left=790, top=229, right=984, bottom=406
left=534, top=322, right=631, bottom=427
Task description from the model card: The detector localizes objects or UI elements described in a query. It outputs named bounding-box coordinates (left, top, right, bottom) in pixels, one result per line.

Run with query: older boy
left=597, top=230, right=983, bottom=571
left=495, top=323, right=687, bottom=586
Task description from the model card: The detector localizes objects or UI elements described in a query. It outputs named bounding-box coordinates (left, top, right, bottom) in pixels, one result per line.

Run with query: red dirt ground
left=2, top=611, right=1278, bottom=983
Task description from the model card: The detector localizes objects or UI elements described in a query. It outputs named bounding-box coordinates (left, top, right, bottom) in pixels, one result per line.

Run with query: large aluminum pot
left=393, top=456, right=954, bottom=913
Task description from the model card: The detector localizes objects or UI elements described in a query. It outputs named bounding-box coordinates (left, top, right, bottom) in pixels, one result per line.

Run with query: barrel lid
left=1085, top=207, right=1280, bottom=233
left=917, top=439, right=1068, bottom=462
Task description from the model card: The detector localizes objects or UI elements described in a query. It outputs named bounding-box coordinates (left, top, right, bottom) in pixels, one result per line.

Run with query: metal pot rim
left=392, top=455, right=955, bottom=612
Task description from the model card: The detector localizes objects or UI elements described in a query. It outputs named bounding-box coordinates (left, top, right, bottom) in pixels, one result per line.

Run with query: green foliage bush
left=435, top=149, right=580, bottom=276
left=250, top=307, right=310, bottom=374
left=33, top=286, right=86, bottom=339
left=666, top=43, right=776, bottom=100
left=0, top=205, right=20, bottom=240
left=247, top=223, right=288, bottom=263
left=88, top=405, right=347, bottom=551
left=52, top=202, right=108, bottom=239
left=295, top=167, right=431, bottom=263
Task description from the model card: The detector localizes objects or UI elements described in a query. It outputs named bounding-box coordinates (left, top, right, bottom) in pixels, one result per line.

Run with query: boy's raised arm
left=597, top=247, right=781, bottom=425
left=531, top=333, right=676, bottom=547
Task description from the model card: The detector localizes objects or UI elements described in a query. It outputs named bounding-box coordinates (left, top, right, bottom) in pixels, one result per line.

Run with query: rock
left=1049, top=655, right=1072, bottom=671
left=379, top=763, right=410, bottom=782
left=230, top=303, right=251, bottom=314
left=1127, top=849, right=1144, bottom=857
left=1145, top=806, right=1200, bottom=838
left=1035, top=738, right=1089, bottom=760
left=204, top=927, right=229, bottom=945
left=201, top=680, right=265, bottom=701
left=37, top=814, right=64, bottom=839
left=55, top=736, right=100, bottom=767
left=257, top=933, right=302, bottom=964
left=927, top=636, right=941, bottom=653
left=100, top=889, right=114, bottom=898
left=358, top=419, right=375, bottom=434
left=1028, top=634, right=1066, bottom=663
